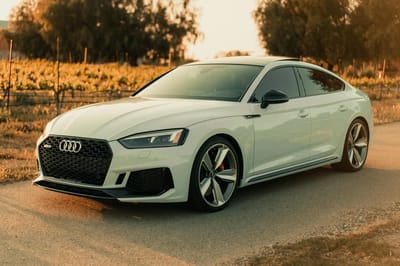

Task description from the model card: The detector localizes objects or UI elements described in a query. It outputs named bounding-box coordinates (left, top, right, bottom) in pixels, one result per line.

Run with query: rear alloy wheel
left=189, top=137, right=239, bottom=212
left=333, top=119, right=369, bottom=171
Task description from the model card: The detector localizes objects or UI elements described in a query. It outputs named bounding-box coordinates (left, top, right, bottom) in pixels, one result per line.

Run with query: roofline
left=186, top=56, right=300, bottom=67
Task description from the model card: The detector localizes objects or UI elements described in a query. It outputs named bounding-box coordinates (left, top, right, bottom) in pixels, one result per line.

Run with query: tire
left=332, top=118, right=369, bottom=172
left=188, top=136, right=240, bottom=212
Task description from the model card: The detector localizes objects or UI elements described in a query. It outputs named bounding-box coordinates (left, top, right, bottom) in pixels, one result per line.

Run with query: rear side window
left=297, top=67, right=344, bottom=96
left=251, top=67, right=300, bottom=102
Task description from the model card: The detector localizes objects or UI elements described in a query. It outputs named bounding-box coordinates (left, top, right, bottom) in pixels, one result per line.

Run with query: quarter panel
left=307, top=87, right=373, bottom=162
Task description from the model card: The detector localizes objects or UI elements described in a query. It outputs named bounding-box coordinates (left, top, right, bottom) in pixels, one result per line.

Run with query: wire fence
left=1, top=39, right=169, bottom=113
left=1, top=89, right=135, bottom=108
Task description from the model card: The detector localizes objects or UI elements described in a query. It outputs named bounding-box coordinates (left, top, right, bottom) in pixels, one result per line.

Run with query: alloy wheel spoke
left=349, top=148, right=354, bottom=164
left=348, top=134, right=354, bottom=146
left=353, top=148, right=362, bottom=166
left=215, top=169, right=237, bottom=183
left=202, top=153, right=213, bottom=173
left=213, top=146, right=229, bottom=170
left=353, top=124, right=362, bottom=141
left=200, top=177, right=212, bottom=197
left=212, top=178, right=225, bottom=205
left=355, top=137, right=368, bottom=148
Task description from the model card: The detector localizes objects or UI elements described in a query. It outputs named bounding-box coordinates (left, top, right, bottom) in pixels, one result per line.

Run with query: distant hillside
left=0, top=20, right=8, bottom=29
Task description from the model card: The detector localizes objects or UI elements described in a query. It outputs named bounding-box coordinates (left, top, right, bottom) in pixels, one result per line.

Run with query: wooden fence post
left=382, top=59, right=386, bottom=79
left=6, top=39, right=13, bottom=110
left=55, top=37, right=61, bottom=115
left=83, top=47, right=87, bottom=64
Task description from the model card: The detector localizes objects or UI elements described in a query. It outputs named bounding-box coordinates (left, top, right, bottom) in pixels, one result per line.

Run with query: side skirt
left=244, top=156, right=338, bottom=186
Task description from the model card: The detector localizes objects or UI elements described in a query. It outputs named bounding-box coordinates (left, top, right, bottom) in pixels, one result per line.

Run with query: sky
left=0, top=0, right=265, bottom=59
left=187, top=0, right=265, bottom=59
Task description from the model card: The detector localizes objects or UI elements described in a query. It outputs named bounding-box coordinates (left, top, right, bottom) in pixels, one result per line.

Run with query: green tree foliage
left=302, top=0, right=349, bottom=66
left=221, top=50, right=250, bottom=57
left=4, top=0, right=51, bottom=58
left=254, top=0, right=306, bottom=58
left=351, top=0, right=400, bottom=61
left=6, top=0, right=199, bottom=64
left=254, top=0, right=400, bottom=65
left=254, top=0, right=350, bottom=67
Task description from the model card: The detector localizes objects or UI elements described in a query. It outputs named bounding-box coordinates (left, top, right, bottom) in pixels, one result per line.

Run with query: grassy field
left=1, top=60, right=170, bottom=94
left=0, top=105, right=49, bottom=183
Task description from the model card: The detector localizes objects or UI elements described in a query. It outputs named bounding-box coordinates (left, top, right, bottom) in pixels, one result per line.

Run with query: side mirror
left=261, top=89, right=289, bottom=109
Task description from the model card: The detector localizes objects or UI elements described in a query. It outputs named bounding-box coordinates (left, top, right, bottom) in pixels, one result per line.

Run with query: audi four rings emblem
left=59, top=140, right=82, bottom=153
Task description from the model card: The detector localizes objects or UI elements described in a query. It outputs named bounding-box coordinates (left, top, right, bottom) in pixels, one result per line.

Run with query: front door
left=248, top=67, right=312, bottom=178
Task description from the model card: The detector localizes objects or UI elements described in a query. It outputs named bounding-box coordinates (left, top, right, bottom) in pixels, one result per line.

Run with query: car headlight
left=118, top=129, right=188, bottom=149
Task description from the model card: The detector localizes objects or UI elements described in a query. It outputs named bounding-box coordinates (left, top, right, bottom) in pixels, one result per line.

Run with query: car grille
left=38, top=136, right=113, bottom=185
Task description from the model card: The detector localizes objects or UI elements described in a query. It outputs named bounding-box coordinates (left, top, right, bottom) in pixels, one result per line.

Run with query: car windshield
left=136, top=64, right=263, bottom=101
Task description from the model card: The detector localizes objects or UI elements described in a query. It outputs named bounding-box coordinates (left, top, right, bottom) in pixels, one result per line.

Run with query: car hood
left=47, top=97, right=245, bottom=140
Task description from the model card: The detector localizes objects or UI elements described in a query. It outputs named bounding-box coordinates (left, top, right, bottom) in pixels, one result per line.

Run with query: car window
left=297, top=67, right=344, bottom=96
left=250, top=67, right=300, bottom=102
left=136, top=64, right=263, bottom=102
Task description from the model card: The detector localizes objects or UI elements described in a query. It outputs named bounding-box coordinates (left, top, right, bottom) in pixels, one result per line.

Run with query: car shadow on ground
left=96, top=167, right=341, bottom=218
left=26, top=165, right=399, bottom=223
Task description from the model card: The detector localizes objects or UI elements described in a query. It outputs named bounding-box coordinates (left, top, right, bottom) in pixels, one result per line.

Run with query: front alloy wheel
left=333, top=118, right=369, bottom=171
left=189, top=137, right=239, bottom=212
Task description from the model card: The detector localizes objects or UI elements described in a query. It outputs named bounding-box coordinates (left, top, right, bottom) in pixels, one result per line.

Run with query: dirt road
left=1, top=123, right=400, bottom=265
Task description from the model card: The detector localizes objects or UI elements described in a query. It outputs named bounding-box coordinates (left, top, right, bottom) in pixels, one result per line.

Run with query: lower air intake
left=126, top=168, right=174, bottom=196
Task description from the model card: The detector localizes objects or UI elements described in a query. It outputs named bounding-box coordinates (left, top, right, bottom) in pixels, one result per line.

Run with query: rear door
left=296, top=67, right=349, bottom=160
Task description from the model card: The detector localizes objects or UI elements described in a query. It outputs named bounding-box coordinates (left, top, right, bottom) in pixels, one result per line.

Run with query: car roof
left=187, top=56, right=299, bottom=66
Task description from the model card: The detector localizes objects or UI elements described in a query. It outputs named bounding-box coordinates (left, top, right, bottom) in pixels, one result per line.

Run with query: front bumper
left=34, top=137, right=195, bottom=203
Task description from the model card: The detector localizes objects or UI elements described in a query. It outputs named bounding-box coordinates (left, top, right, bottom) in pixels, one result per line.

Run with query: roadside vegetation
left=234, top=220, right=400, bottom=265
left=231, top=208, right=400, bottom=266
left=0, top=59, right=170, bottom=113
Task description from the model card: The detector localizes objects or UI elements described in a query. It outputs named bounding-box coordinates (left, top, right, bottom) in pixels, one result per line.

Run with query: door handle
left=338, top=105, right=348, bottom=112
left=298, top=110, right=309, bottom=118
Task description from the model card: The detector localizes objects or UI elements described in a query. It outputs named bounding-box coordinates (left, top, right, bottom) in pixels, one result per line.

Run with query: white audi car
left=34, top=57, right=373, bottom=211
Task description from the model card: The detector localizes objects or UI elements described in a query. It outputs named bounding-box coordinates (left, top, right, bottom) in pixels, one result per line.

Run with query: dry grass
left=1, top=59, right=170, bottom=94
left=372, top=99, right=400, bottom=124
left=233, top=216, right=400, bottom=266
left=0, top=105, right=54, bottom=183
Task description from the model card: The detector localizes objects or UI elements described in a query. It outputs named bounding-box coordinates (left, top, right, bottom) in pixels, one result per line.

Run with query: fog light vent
left=116, top=173, right=126, bottom=185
